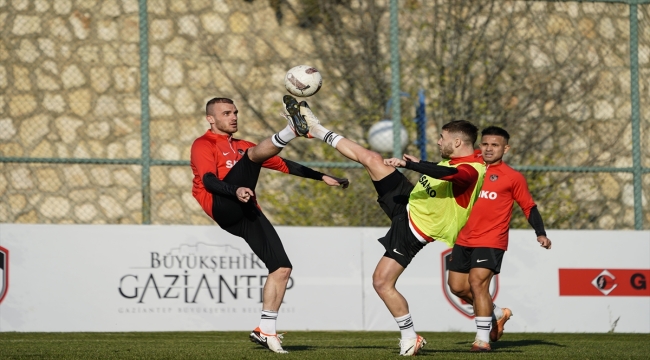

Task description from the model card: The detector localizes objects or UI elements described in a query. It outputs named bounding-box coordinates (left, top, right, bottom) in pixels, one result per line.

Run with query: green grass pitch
left=1, top=331, right=648, bottom=359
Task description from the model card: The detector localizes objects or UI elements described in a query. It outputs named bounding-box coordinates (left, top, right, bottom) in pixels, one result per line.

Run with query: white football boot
left=249, top=327, right=288, bottom=354
left=399, top=334, right=426, bottom=356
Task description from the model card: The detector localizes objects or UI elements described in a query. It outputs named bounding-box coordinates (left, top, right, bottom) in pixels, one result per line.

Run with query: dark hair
left=481, top=126, right=510, bottom=143
left=206, top=97, right=234, bottom=116
left=442, top=120, right=479, bottom=145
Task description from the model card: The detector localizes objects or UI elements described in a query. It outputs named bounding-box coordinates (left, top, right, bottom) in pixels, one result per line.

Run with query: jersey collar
left=449, top=152, right=482, bottom=165
left=204, top=129, right=233, bottom=141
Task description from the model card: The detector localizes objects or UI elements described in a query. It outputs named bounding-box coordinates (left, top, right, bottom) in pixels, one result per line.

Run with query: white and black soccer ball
left=367, top=120, right=409, bottom=153
left=284, top=65, right=323, bottom=97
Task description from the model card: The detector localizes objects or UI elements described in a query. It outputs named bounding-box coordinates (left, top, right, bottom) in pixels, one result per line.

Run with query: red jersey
left=455, top=161, right=536, bottom=250
left=190, top=130, right=290, bottom=218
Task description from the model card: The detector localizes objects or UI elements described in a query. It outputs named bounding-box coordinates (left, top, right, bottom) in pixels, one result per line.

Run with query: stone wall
left=0, top=0, right=648, bottom=228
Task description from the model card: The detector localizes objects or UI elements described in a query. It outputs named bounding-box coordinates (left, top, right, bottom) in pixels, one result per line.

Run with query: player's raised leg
left=298, top=100, right=395, bottom=181
left=247, top=97, right=310, bottom=163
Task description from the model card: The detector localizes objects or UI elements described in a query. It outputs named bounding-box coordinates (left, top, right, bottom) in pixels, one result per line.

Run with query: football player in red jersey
left=447, top=126, right=552, bottom=352
left=191, top=97, right=348, bottom=353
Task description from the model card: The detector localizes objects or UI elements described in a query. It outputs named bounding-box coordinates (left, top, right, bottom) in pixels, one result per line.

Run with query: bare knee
left=449, top=282, right=470, bottom=298
left=448, top=271, right=470, bottom=298
left=359, top=150, right=385, bottom=169
left=372, top=272, right=392, bottom=296
left=270, top=267, right=292, bottom=282
left=468, top=276, right=490, bottom=295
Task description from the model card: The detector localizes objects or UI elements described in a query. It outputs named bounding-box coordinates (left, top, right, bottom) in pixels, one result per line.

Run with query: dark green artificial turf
left=1, top=331, right=648, bottom=359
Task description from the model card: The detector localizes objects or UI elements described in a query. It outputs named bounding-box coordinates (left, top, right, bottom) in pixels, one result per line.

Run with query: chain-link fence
left=0, top=0, right=648, bottom=229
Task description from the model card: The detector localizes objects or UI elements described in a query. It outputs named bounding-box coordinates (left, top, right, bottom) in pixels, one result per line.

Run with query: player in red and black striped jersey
left=447, top=126, right=552, bottom=352
left=191, top=97, right=349, bottom=353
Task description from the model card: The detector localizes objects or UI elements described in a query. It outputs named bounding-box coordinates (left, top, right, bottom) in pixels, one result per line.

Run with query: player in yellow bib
left=284, top=96, right=486, bottom=356
left=407, top=157, right=486, bottom=247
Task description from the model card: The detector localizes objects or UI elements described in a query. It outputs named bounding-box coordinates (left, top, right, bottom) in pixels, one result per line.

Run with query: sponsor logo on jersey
left=559, top=269, right=649, bottom=296
left=441, top=248, right=498, bottom=318
left=226, top=160, right=237, bottom=168
left=418, top=176, right=437, bottom=197
left=479, top=190, right=497, bottom=200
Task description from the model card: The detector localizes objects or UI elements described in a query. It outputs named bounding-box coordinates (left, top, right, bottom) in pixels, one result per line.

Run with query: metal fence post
left=629, top=3, right=643, bottom=229
left=390, top=0, right=403, bottom=159
left=139, top=0, right=152, bottom=224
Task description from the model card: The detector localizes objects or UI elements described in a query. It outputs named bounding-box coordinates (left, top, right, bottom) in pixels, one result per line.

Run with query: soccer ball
left=367, top=120, right=409, bottom=153
left=284, top=65, right=323, bottom=97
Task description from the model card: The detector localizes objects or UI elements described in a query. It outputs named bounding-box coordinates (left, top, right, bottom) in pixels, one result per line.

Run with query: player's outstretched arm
left=280, top=159, right=349, bottom=188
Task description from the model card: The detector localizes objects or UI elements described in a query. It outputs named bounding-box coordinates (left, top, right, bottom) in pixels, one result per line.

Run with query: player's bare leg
left=449, top=269, right=507, bottom=326
left=248, top=137, right=284, bottom=163
left=335, top=138, right=395, bottom=181
left=450, top=268, right=508, bottom=349
left=263, top=267, right=292, bottom=312
left=248, top=95, right=314, bottom=163
left=250, top=266, right=292, bottom=353
left=297, top=101, right=395, bottom=181
left=448, top=270, right=473, bottom=303
left=373, top=257, right=426, bottom=356
left=467, top=268, right=495, bottom=351
left=373, top=257, right=408, bottom=316
left=469, top=268, right=494, bottom=318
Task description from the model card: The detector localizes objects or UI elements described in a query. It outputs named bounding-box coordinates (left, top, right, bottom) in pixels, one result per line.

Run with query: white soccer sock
left=475, top=316, right=492, bottom=342
left=271, top=126, right=297, bottom=148
left=493, top=303, right=503, bottom=321
left=395, top=313, right=417, bottom=340
left=259, top=310, right=278, bottom=335
left=308, top=124, right=343, bottom=148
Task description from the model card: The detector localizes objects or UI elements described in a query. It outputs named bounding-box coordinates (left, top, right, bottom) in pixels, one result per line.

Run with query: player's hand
left=537, top=235, right=551, bottom=249
left=236, top=187, right=255, bottom=203
left=403, top=154, right=420, bottom=163
left=323, top=175, right=349, bottom=189
left=384, top=158, right=406, bottom=167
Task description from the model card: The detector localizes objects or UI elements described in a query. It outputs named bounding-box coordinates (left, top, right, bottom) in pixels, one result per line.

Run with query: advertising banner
left=0, top=225, right=363, bottom=332
left=0, top=225, right=648, bottom=333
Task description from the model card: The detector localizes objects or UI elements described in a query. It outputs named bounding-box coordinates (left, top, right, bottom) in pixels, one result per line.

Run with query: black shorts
left=211, top=151, right=292, bottom=273
left=446, top=244, right=505, bottom=275
left=374, top=169, right=414, bottom=219
left=375, top=170, right=423, bottom=268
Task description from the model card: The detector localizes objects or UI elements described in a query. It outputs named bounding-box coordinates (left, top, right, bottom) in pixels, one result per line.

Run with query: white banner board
left=0, top=225, right=648, bottom=333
